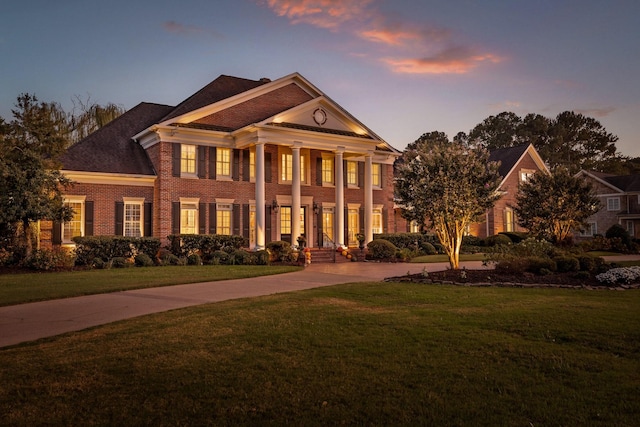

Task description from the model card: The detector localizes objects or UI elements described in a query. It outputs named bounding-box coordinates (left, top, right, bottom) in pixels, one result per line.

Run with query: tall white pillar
left=335, top=148, right=345, bottom=247
left=291, top=144, right=301, bottom=246
left=255, top=141, right=266, bottom=250
left=364, top=153, right=373, bottom=244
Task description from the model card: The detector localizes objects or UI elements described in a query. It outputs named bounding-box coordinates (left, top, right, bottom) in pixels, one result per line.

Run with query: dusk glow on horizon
left=1, top=0, right=638, bottom=156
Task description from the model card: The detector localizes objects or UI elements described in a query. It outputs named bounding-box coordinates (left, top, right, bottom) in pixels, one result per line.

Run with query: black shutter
left=265, top=204, right=272, bottom=243
left=198, top=146, right=206, bottom=179
left=199, top=203, right=206, bottom=234
left=172, top=202, right=180, bottom=235
left=85, top=201, right=94, bottom=236
left=242, top=150, right=250, bottom=182
left=242, top=204, right=250, bottom=239
left=172, top=144, right=181, bottom=177
left=316, top=208, right=323, bottom=247
left=265, top=152, right=272, bottom=183
left=316, top=157, right=323, bottom=186
left=358, top=162, right=364, bottom=187
left=343, top=160, right=348, bottom=187
left=209, top=147, right=216, bottom=180
left=380, top=164, right=386, bottom=188
left=209, top=203, right=217, bottom=234
left=144, top=202, right=153, bottom=237
left=115, top=201, right=124, bottom=235
left=52, top=221, right=62, bottom=245
left=232, top=150, right=240, bottom=181
left=232, top=204, right=241, bottom=235
left=344, top=207, right=348, bottom=245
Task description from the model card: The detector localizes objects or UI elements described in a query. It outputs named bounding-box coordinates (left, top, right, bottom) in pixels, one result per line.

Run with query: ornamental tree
left=0, top=94, right=73, bottom=259
left=512, top=168, right=601, bottom=243
left=395, top=135, right=502, bottom=269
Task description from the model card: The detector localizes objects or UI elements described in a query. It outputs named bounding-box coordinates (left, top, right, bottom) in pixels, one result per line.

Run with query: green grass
left=410, top=253, right=487, bottom=263
left=0, top=265, right=300, bottom=306
left=1, top=282, right=638, bottom=426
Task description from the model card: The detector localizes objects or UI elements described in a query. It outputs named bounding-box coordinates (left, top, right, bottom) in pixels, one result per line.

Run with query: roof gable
left=161, top=75, right=270, bottom=122
left=61, top=102, right=173, bottom=175
left=604, top=174, right=640, bottom=192
left=489, top=143, right=548, bottom=187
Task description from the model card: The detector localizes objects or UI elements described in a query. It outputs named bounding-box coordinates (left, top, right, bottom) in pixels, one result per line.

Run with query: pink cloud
left=263, top=0, right=374, bottom=30
left=261, top=0, right=501, bottom=75
left=384, top=47, right=503, bottom=75
left=574, top=107, right=616, bottom=117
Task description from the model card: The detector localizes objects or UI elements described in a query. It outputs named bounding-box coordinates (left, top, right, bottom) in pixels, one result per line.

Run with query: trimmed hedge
left=167, top=234, right=246, bottom=259
left=73, top=236, right=161, bottom=266
left=367, top=239, right=397, bottom=260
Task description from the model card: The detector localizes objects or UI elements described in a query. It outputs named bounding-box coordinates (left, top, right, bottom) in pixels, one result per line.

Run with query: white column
left=291, top=144, right=301, bottom=246
left=255, top=141, right=266, bottom=250
left=335, top=148, right=345, bottom=247
left=364, top=153, right=373, bottom=244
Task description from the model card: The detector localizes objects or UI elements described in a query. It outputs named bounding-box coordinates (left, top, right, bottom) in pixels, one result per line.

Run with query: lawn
left=1, top=282, right=638, bottom=426
left=0, top=265, right=300, bottom=306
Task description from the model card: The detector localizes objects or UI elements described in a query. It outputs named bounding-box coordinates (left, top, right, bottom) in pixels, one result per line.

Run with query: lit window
left=216, top=148, right=231, bottom=177
left=249, top=150, right=255, bottom=181
left=216, top=204, right=232, bottom=235
left=372, top=163, right=381, bottom=188
left=249, top=205, right=256, bottom=247
left=124, top=202, right=142, bottom=237
left=347, top=161, right=358, bottom=186
left=63, top=200, right=84, bottom=243
left=372, top=208, right=383, bottom=234
left=280, top=151, right=306, bottom=183
left=410, top=220, right=420, bottom=233
left=180, top=203, right=198, bottom=234
left=520, top=169, right=535, bottom=182
left=322, top=157, right=334, bottom=185
left=181, top=144, right=196, bottom=175
left=504, top=208, right=514, bottom=232
left=607, top=197, right=620, bottom=211
left=322, top=207, right=334, bottom=247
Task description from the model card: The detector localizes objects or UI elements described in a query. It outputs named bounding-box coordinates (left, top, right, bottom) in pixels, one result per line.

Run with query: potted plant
left=356, top=233, right=365, bottom=250
left=296, top=234, right=307, bottom=249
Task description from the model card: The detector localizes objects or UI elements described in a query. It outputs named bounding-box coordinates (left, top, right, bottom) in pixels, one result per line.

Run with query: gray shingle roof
left=488, top=144, right=530, bottom=178
left=61, top=102, right=173, bottom=175
left=604, top=174, right=640, bottom=192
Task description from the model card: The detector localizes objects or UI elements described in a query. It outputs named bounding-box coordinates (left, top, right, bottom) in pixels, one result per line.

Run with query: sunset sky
left=1, top=0, right=638, bottom=156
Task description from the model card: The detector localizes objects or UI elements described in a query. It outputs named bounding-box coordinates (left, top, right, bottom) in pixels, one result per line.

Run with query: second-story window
left=181, top=144, right=197, bottom=175
left=347, top=161, right=358, bottom=186
left=372, top=163, right=381, bottom=188
left=216, top=147, right=231, bottom=177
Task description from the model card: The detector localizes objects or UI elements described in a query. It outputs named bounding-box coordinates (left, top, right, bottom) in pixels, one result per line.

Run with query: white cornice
left=63, top=171, right=156, bottom=187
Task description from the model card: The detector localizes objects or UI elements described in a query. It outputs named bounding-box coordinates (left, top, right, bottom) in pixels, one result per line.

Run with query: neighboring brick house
left=575, top=170, right=640, bottom=239
left=394, top=143, right=547, bottom=237
left=41, top=72, right=401, bottom=250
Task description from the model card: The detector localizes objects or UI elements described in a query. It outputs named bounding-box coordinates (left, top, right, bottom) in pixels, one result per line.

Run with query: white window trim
left=216, top=147, right=232, bottom=181
left=321, top=153, right=335, bottom=187
left=520, top=169, right=535, bottom=183
left=278, top=147, right=309, bottom=185
left=372, top=163, right=382, bottom=189
left=607, top=197, right=621, bottom=211
left=346, top=160, right=359, bottom=188
left=180, top=144, right=198, bottom=178
left=580, top=222, right=597, bottom=237
left=122, top=197, right=145, bottom=237
left=62, top=196, right=86, bottom=244
left=179, top=197, right=200, bottom=235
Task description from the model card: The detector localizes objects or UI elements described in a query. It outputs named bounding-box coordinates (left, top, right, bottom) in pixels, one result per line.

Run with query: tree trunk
left=22, top=219, right=34, bottom=260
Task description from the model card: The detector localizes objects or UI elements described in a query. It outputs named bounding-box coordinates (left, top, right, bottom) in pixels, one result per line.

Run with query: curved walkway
left=1, top=256, right=637, bottom=349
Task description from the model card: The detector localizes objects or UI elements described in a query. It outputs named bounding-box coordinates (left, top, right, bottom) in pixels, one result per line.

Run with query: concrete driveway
left=0, top=261, right=487, bottom=348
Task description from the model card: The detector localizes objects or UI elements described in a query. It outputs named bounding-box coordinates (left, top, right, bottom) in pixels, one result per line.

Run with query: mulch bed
left=386, top=268, right=640, bottom=290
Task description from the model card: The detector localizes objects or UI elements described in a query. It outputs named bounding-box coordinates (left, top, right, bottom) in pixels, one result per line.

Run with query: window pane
left=216, top=210, right=231, bottom=235
left=347, top=161, right=358, bottom=185
left=372, top=163, right=381, bottom=187
left=124, top=203, right=142, bottom=237
left=63, top=201, right=83, bottom=241
left=322, top=158, right=333, bottom=184
left=180, top=206, right=197, bottom=234
left=280, top=206, right=291, bottom=234
left=181, top=145, right=196, bottom=174
left=217, top=148, right=231, bottom=176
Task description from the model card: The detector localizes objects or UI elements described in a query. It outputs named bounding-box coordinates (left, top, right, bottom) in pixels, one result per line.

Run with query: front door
left=280, top=206, right=306, bottom=244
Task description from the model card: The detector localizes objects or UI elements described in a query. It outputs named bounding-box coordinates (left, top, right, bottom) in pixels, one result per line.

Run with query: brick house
left=575, top=170, right=640, bottom=239
left=41, top=72, right=401, bottom=250
left=393, top=143, right=548, bottom=238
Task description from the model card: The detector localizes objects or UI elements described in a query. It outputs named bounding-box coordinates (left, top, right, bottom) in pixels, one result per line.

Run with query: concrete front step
left=306, top=248, right=364, bottom=263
